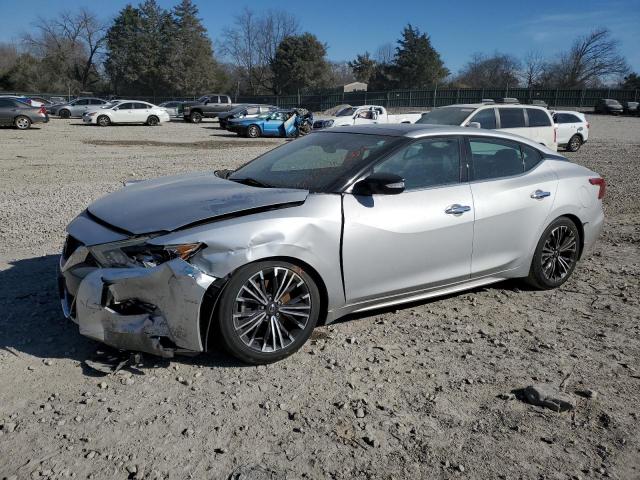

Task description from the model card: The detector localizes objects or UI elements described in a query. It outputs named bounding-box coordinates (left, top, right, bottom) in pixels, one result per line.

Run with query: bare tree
left=219, top=7, right=298, bottom=94
left=455, top=52, right=521, bottom=88
left=521, top=50, right=546, bottom=88
left=375, top=42, right=394, bottom=65
left=0, top=42, right=19, bottom=72
left=551, top=28, right=629, bottom=87
left=23, top=8, right=105, bottom=90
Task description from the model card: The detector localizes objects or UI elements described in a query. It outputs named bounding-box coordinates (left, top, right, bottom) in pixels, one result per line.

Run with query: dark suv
left=181, top=94, right=234, bottom=123
left=594, top=98, right=623, bottom=115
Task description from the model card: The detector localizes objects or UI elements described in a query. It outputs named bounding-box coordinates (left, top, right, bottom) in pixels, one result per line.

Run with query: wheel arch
left=199, top=255, right=329, bottom=351
left=559, top=213, right=585, bottom=259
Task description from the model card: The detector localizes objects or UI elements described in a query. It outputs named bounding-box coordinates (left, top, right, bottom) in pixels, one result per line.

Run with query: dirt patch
left=85, top=139, right=277, bottom=149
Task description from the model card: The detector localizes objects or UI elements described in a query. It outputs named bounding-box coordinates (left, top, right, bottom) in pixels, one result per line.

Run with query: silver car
left=59, top=125, right=605, bottom=364
left=50, top=97, right=108, bottom=118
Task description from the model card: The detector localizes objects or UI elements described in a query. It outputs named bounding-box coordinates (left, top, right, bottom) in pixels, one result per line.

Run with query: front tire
left=566, top=134, right=582, bottom=152
left=217, top=260, right=321, bottom=364
left=97, top=115, right=111, bottom=127
left=190, top=111, right=202, bottom=123
left=527, top=217, right=580, bottom=290
left=146, top=115, right=159, bottom=126
left=246, top=125, right=261, bottom=138
left=15, top=115, right=31, bottom=130
left=59, top=109, right=71, bottom=119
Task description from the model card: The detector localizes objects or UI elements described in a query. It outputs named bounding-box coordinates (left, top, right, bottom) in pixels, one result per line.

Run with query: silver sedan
left=59, top=125, right=605, bottom=364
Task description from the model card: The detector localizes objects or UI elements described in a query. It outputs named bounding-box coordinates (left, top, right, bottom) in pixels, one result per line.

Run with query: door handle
left=531, top=189, right=551, bottom=200
left=445, top=204, right=471, bottom=215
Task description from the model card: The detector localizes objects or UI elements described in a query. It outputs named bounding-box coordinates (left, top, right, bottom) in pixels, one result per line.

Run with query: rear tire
left=59, top=109, right=71, bottom=119
left=566, top=134, right=582, bottom=152
left=146, top=115, right=159, bottom=126
left=216, top=260, right=321, bottom=364
left=190, top=111, right=202, bottom=123
left=526, top=217, right=580, bottom=290
left=14, top=115, right=31, bottom=130
left=97, top=115, right=110, bottom=127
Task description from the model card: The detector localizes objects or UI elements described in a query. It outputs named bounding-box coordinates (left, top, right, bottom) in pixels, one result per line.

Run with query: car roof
left=440, top=103, right=547, bottom=110
left=319, top=124, right=561, bottom=156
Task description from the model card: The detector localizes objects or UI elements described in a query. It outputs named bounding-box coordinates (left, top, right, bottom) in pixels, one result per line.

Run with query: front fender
left=149, top=194, right=345, bottom=316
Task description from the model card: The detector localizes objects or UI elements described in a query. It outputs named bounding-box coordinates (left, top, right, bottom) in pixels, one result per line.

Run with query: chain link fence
left=3, top=88, right=638, bottom=112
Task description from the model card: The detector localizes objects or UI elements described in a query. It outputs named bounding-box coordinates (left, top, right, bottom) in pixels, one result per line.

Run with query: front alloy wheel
left=217, top=261, right=320, bottom=364
left=527, top=217, right=580, bottom=289
left=97, top=115, right=110, bottom=127
left=246, top=125, right=260, bottom=138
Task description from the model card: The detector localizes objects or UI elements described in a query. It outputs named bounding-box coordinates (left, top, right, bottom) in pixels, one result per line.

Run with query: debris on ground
left=518, top=384, right=577, bottom=412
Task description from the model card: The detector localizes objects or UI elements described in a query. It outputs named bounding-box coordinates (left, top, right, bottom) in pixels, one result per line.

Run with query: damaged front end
left=58, top=220, right=216, bottom=357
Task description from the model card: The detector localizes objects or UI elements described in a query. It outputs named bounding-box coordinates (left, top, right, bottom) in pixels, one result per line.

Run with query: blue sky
left=1, top=0, right=638, bottom=73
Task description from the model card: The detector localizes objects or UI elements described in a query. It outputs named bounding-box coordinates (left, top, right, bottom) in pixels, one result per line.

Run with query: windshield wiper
left=229, top=177, right=272, bottom=188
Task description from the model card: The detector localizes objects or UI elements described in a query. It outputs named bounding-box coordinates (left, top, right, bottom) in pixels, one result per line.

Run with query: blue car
left=227, top=109, right=301, bottom=138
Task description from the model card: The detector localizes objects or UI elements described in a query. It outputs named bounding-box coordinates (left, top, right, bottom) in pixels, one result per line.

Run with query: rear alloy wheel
left=527, top=217, right=580, bottom=289
left=14, top=115, right=31, bottom=130
left=190, top=111, right=202, bottom=123
left=246, top=125, right=261, bottom=138
left=567, top=134, right=582, bottom=152
left=217, top=261, right=321, bottom=364
left=59, top=109, right=71, bottom=119
left=97, top=115, right=110, bottom=127
left=146, top=115, right=159, bottom=126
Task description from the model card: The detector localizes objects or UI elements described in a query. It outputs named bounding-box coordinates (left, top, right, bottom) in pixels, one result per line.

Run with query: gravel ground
left=0, top=115, right=639, bottom=480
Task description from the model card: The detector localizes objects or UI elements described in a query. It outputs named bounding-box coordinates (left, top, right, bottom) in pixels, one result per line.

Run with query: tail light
left=39, top=105, right=46, bottom=115
left=586, top=122, right=590, bottom=129
left=589, top=178, right=606, bottom=199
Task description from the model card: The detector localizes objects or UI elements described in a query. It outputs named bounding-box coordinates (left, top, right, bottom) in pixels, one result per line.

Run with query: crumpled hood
left=87, top=172, right=308, bottom=235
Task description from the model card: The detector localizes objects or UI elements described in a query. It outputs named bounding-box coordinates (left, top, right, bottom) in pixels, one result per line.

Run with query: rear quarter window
left=526, top=108, right=551, bottom=127
left=498, top=108, right=526, bottom=128
left=521, top=144, right=543, bottom=171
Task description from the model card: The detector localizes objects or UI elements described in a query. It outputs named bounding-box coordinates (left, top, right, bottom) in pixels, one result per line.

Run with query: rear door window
left=469, top=138, right=524, bottom=180
left=0, top=98, right=15, bottom=107
left=498, top=108, right=526, bottom=128
left=526, top=108, right=551, bottom=127
left=468, top=108, right=496, bottom=129
left=133, top=103, right=148, bottom=109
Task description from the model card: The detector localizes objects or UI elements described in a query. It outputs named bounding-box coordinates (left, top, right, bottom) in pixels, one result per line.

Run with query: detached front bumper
left=59, top=241, right=216, bottom=357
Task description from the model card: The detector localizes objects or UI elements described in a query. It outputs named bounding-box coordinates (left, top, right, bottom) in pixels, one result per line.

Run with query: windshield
left=416, top=107, right=476, bottom=125
left=229, top=132, right=404, bottom=192
left=336, top=107, right=357, bottom=117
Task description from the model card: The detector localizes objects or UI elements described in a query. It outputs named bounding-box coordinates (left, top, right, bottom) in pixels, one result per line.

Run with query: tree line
left=0, top=0, right=638, bottom=98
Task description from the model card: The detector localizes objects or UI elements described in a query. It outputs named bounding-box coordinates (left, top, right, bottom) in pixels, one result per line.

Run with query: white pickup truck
left=313, top=105, right=424, bottom=129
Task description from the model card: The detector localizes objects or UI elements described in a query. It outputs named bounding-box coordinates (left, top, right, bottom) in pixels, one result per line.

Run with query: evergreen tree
left=170, top=0, right=224, bottom=94
left=348, top=52, right=376, bottom=83
left=271, top=33, right=330, bottom=94
left=392, top=24, right=448, bottom=88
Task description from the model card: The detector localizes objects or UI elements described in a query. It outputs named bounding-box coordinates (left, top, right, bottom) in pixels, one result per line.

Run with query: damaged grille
left=63, top=235, right=82, bottom=259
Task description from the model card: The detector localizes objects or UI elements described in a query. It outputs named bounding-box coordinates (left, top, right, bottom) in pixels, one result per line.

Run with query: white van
left=417, top=103, right=558, bottom=151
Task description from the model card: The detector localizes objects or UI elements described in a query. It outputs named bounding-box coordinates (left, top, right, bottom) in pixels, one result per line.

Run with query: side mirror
left=113, top=107, right=119, bottom=111
left=466, top=122, right=481, bottom=128
left=353, top=172, right=405, bottom=195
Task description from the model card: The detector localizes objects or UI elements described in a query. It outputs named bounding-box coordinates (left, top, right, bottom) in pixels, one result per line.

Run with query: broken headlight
left=91, top=238, right=204, bottom=268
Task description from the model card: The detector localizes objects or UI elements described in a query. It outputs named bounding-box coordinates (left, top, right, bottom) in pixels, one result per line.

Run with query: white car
left=551, top=110, right=589, bottom=152
left=313, top=105, right=423, bottom=129
left=83, top=101, right=170, bottom=126
left=417, top=103, right=558, bottom=151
